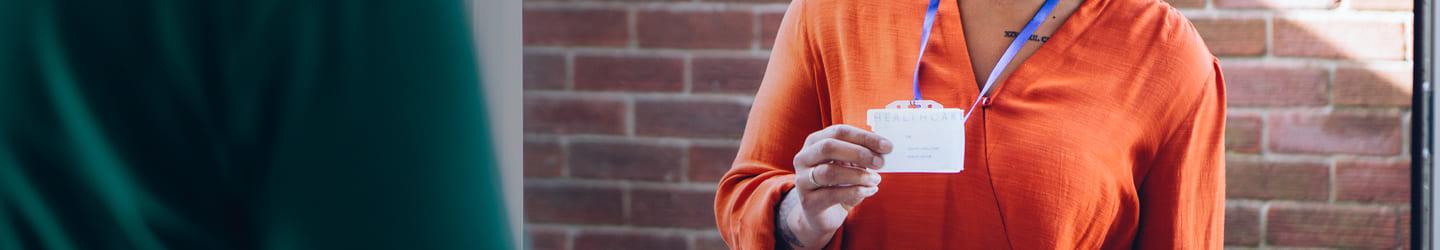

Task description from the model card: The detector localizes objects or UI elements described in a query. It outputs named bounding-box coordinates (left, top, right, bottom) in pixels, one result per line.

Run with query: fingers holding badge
left=777, top=124, right=892, bottom=247
left=792, top=124, right=892, bottom=211
left=802, top=125, right=894, bottom=166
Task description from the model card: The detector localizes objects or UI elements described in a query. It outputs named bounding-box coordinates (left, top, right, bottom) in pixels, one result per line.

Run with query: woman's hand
left=776, top=125, right=892, bottom=250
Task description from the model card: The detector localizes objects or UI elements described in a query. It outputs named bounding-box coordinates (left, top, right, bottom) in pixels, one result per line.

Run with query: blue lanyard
left=910, top=0, right=1060, bottom=120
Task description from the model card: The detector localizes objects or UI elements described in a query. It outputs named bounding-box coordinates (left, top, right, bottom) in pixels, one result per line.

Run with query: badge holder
left=866, top=100, right=965, bottom=173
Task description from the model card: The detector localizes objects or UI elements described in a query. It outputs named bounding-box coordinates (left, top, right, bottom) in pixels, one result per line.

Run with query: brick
left=525, top=139, right=565, bottom=178
left=525, top=53, right=567, bottom=90
left=689, top=144, right=740, bottom=182
left=1267, top=204, right=1398, bottom=248
left=1225, top=159, right=1329, bottom=200
left=1274, top=18, right=1407, bottom=60
left=1225, top=203, right=1263, bottom=246
left=761, top=13, right=784, bottom=49
left=523, top=9, right=629, bottom=47
left=1334, top=65, right=1413, bottom=107
left=1215, top=0, right=1336, bottom=8
left=637, top=11, right=753, bottom=49
left=1225, top=114, right=1262, bottom=153
left=1220, top=63, right=1329, bottom=106
left=1268, top=111, right=1402, bottom=155
left=573, top=230, right=688, bottom=250
left=630, top=187, right=717, bottom=228
left=525, top=184, right=624, bottom=225
left=693, top=234, right=730, bottom=250
left=568, top=0, right=685, bottom=2
left=524, top=95, right=627, bottom=134
left=693, top=57, right=768, bottom=94
left=1190, top=16, right=1266, bottom=56
left=574, top=55, right=684, bottom=92
left=569, top=141, right=686, bottom=181
left=635, top=99, right=750, bottom=139
left=1165, top=0, right=1206, bottom=8
left=1336, top=160, right=1410, bottom=203
left=1409, top=22, right=1416, bottom=62
left=1351, top=0, right=1413, bottom=10
left=1401, top=208, right=1412, bottom=248
left=527, top=228, right=568, bottom=250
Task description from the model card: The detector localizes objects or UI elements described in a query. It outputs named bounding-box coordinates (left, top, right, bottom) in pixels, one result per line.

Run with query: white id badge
left=865, top=100, right=965, bottom=173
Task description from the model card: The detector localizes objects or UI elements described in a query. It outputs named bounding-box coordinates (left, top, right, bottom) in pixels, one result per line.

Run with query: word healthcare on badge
left=866, top=100, right=965, bottom=173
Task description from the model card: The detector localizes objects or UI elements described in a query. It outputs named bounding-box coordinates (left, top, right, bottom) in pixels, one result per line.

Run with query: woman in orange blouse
left=714, top=0, right=1226, bottom=248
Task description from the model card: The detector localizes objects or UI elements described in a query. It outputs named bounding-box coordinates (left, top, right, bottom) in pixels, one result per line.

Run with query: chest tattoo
left=1003, top=31, right=1050, bottom=43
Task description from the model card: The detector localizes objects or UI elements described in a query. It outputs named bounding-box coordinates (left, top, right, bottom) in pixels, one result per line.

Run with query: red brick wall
left=522, top=0, right=1415, bottom=248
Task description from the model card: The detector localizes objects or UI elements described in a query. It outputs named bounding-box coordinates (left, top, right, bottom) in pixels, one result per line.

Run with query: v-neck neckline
left=937, top=0, right=1103, bottom=106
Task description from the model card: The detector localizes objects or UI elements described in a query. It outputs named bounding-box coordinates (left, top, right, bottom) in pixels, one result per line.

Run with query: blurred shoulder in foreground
left=0, top=1, right=512, bottom=249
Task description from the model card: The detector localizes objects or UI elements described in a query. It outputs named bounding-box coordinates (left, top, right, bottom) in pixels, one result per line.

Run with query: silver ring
left=807, top=167, right=825, bottom=188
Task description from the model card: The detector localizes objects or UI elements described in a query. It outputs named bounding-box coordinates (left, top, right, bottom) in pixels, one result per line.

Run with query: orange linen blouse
left=714, top=0, right=1226, bottom=248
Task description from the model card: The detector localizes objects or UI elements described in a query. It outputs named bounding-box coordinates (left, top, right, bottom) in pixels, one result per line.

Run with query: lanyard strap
left=910, top=0, right=1060, bottom=121
left=910, top=0, right=943, bottom=101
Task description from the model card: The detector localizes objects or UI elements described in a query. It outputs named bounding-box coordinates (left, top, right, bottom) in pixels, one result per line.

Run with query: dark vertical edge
left=1412, top=0, right=1431, bottom=247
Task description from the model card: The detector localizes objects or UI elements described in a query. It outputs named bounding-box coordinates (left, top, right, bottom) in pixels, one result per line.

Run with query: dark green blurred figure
left=0, top=0, right=513, bottom=249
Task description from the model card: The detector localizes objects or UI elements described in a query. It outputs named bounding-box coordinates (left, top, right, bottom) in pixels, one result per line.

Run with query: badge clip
left=890, top=100, right=948, bottom=110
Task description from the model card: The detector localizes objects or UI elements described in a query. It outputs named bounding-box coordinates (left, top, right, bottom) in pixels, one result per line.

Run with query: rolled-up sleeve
left=713, top=0, right=830, bottom=248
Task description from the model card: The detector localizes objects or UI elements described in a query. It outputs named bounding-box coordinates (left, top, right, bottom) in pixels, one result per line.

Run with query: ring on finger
left=807, top=167, right=826, bottom=188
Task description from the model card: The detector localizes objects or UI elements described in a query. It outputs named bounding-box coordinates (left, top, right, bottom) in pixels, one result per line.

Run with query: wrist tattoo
left=776, top=191, right=805, bottom=249
left=1003, top=30, right=1050, bottom=43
